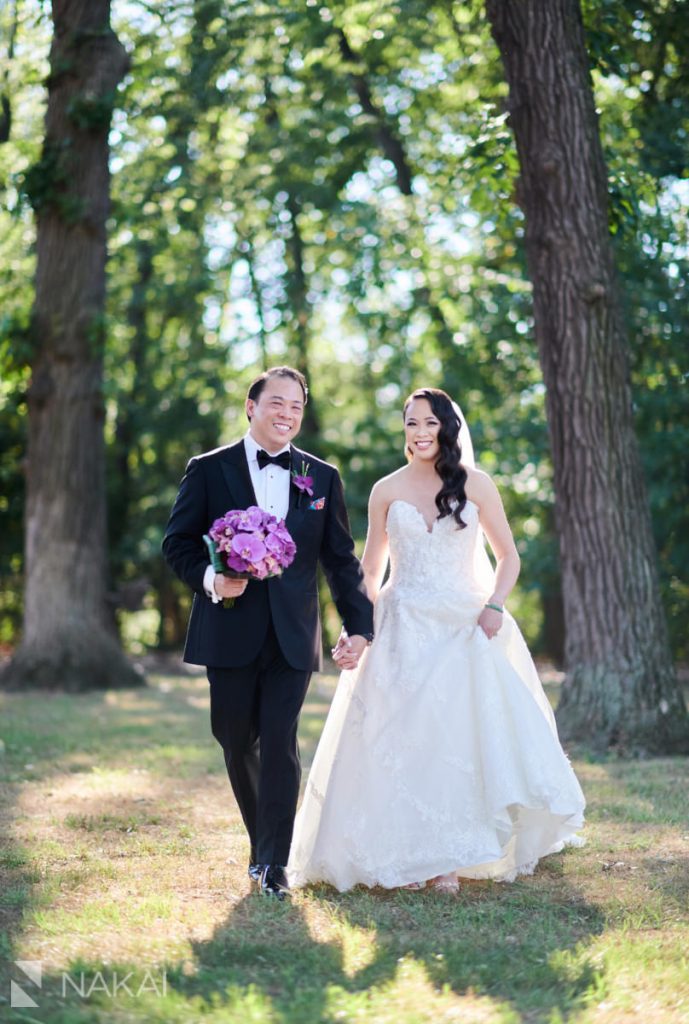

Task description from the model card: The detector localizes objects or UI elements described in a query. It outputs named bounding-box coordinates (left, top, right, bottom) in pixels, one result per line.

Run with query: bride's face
left=404, top=398, right=441, bottom=462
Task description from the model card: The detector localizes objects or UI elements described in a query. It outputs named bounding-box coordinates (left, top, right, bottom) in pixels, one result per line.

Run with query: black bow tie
left=256, top=449, right=291, bottom=471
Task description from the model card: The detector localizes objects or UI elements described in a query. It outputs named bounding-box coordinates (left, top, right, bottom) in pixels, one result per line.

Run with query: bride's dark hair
left=403, top=388, right=468, bottom=529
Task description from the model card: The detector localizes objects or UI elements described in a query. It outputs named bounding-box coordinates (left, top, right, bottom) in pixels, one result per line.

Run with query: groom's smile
left=246, top=377, right=305, bottom=452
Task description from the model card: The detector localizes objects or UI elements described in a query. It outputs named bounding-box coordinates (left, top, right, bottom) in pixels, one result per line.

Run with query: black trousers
left=207, top=622, right=312, bottom=866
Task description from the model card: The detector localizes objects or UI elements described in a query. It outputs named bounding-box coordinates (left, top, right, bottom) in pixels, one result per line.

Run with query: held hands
left=332, top=629, right=368, bottom=670
left=214, top=574, right=249, bottom=599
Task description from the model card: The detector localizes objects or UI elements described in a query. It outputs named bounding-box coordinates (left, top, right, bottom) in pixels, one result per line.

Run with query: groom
left=162, top=366, right=373, bottom=899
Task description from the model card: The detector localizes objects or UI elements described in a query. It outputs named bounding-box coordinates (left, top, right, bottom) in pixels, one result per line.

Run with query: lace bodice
left=385, top=498, right=487, bottom=600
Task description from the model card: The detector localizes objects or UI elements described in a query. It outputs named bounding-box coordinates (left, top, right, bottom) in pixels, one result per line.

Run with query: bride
left=288, top=388, right=585, bottom=892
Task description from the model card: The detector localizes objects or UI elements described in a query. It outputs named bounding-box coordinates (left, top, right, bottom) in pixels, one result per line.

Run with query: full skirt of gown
left=288, top=499, right=585, bottom=891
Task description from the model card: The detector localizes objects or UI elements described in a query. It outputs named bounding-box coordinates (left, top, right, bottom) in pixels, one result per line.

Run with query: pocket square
left=309, top=497, right=326, bottom=510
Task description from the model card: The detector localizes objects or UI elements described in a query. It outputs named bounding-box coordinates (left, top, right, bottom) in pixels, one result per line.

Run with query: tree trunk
left=285, top=193, right=320, bottom=443
left=242, top=237, right=269, bottom=370
left=540, top=588, right=565, bottom=669
left=338, top=29, right=414, bottom=196
left=155, top=567, right=188, bottom=651
left=2, top=0, right=141, bottom=691
left=110, top=239, right=153, bottom=565
left=485, top=0, right=689, bottom=752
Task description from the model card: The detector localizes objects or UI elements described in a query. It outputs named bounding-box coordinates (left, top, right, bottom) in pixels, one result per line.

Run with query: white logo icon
left=11, top=960, right=42, bottom=1008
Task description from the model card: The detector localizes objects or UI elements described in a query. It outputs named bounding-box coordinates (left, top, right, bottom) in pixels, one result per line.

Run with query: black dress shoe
left=260, top=864, right=290, bottom=900
left=248, top=863, right=262, bottom=883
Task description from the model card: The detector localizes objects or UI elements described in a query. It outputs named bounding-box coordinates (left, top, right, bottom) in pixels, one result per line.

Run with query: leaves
left=0, top=0, right=687, bottom=658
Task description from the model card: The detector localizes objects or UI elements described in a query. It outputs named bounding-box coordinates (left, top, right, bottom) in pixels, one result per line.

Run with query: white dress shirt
left=204, top=431, right=292, bottom=602
left=243, top=430, right=291, bottom=520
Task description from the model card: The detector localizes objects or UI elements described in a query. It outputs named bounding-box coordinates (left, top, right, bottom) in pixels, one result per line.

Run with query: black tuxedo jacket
left=162, top=440, right=374, bottom=671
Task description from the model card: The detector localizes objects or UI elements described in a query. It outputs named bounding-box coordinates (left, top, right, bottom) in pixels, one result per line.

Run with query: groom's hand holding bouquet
left=204, top=505, right=297, bottom=608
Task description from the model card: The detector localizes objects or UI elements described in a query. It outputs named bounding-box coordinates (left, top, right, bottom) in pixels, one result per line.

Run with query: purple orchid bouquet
left=203, top=506, right=296, bottom=607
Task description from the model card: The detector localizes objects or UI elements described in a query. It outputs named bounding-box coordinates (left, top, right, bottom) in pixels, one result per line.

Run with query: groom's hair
left=246, top=366, right=309, bottom=414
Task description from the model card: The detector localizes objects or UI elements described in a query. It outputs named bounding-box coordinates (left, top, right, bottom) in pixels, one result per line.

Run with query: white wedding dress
left=288, top=497, right=585, bottom=891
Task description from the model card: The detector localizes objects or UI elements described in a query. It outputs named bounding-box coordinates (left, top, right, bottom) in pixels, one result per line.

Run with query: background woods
left=485, top=0, right=686, bottom=751
left=0, top=1, right=687, bottom=748
left=1, top=0, right=140, bottom=692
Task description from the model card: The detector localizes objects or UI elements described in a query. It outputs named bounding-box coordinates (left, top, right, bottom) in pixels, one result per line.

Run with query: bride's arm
left=360, top=482, right=390, bottom=602
left=331, top=482, right=390, bottom=667
left=467, top=470, right=520, bottom=637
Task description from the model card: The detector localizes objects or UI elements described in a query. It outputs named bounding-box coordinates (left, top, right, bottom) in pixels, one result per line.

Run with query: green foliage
left=67, top=89, right=119, bottom=132
left=584, top=0, right=689, bottom=181
left=0, top=374, right=26, bottom=645
left=21, top=139, right=85, bottom=220
left=0, top=0, right=687, bottom=660
left=0, top=0, right=44, bottom=637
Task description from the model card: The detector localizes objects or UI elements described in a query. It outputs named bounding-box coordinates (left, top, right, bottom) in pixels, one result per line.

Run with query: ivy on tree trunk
left=2, top=0, right=140, bottom=691
left=485, top=0, right=689, bottom=752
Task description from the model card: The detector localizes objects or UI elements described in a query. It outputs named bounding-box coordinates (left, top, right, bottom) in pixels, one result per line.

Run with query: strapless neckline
left=388, top=497, right=478, bottom=535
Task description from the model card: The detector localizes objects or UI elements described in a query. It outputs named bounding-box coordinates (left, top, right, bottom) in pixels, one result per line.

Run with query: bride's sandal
left=431, top=873, right=460, bottom=894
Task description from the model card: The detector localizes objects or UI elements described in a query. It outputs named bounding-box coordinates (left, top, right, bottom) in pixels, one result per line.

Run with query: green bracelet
left=485, top=602, right=504, bottom=613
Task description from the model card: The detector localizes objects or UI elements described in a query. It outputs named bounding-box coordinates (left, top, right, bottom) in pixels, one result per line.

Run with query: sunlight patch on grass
left=66, top=982, right=278, bottom=1024
left=556, top=928, right=689, bottom=1023
left=322, top=955, right=520, bottom=1024
left=32, top=901, right=124, bottom=936
left=579, top=757, right=688, bottom=827
left=31, top=893, right=176, bottom=938
left=303, top=900, right=380, bottom=978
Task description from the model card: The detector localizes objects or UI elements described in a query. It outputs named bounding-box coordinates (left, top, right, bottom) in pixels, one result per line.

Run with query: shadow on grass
left=0, top=827, right=606, bottom=1023
left=155, top=872, right=607, bottom=1024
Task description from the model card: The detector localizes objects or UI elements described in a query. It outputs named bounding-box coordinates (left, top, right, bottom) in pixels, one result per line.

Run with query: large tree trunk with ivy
left=485, top=0, right=688, bottom=753
left=1, top=0, right=141, bottom=691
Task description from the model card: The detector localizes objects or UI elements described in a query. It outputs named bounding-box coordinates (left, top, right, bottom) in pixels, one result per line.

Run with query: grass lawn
left=0, top=660, right=687, bottom=1024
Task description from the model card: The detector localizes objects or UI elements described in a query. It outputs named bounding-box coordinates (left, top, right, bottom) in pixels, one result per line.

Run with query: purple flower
left=233, top=506, right=264, bottom=531
left=231, top=533, right=267, bottom=563
left=293, top=475, right=314, bottom=495
left=291, top=460, right=314, bottom=497
left=265, top=533, right=286, bottom=555
left=210, top=516, right=231, bottom=538
left=226, top=551, right=247, bottom=573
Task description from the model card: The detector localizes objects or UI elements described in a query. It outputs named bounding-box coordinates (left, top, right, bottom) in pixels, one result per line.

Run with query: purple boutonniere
left=291, top=460, right=314, bottom=497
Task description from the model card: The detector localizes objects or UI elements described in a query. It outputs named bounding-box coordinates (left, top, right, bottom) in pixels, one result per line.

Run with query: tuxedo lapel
left=220, top=441, right=258, bottom=509
left=288, top=444, right=301, bottom=515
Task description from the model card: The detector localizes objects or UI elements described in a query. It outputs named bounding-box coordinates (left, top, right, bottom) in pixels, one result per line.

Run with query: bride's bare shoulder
left=463, top=466, right=499, bottom=505
left=370, top=466, right=411, bottom=506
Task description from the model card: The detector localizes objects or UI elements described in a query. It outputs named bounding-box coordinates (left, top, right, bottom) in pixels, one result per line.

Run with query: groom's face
left=246, top=377, right=305, bottom=452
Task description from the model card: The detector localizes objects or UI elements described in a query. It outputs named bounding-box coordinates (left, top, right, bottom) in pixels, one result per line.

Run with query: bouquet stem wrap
left=202, top=534, right=248, bottom=607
